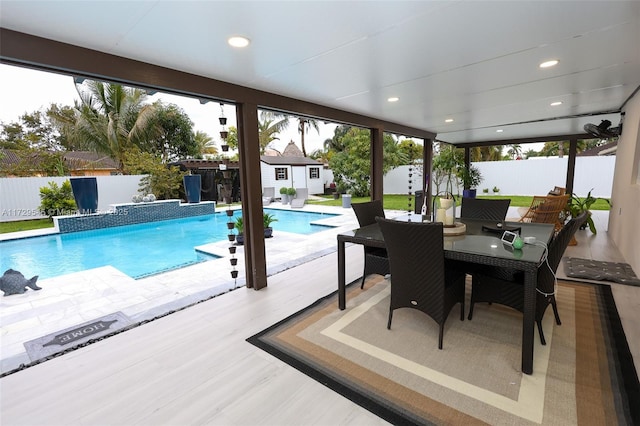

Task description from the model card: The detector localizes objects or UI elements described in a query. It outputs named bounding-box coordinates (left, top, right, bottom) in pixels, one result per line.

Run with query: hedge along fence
left=382, top=156, right=615, bottom=198
left=0, top=175, right=145, bottom=222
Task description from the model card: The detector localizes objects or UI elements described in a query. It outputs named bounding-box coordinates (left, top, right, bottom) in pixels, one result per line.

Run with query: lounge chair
left=262, top=187, right=275, bottom=206
left=291, top=188, right=308, bottom=208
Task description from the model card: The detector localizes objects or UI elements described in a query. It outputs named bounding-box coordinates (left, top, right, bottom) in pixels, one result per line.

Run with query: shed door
left=292, top=166, right=307, bottom=189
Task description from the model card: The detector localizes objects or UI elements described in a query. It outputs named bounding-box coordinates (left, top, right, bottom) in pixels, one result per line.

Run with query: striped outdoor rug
left=248, top=276, right=639, bottom=425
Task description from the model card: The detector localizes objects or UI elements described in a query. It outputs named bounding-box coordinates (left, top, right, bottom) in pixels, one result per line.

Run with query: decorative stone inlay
left=23, top=312, right=132, bottom=361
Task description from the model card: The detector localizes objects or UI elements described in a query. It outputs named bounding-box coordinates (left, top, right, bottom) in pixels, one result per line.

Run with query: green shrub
left=38, top=180, right=77, bottom=219
left=286, top=187, right=296, bottom=196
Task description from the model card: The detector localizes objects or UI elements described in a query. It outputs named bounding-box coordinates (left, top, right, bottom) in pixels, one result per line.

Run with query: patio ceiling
left=1, top=1, right=639, bottom=145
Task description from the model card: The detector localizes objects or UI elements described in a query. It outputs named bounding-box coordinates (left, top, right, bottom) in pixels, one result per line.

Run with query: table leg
left=338, top=239, right=346, bottom=310
left=522, top=270, right=537, bottom=374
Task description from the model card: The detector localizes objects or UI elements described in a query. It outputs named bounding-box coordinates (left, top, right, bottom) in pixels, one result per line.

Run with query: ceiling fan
left=583, top=119, right=622, bottom=140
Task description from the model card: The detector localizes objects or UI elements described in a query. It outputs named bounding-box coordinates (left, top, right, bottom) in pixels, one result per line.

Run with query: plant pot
left=281, top=194, right=289, bottom=204
left=219, top=117, right=227, bottom=126
left=230, top=258, right=238, bottom=266
left=183, top=174, right=202, bottom=203
left=333, top=192, right=340, bottom=200
left=236, top=234, right=244, bottom=245
left=228, top=246, right=236, bottom=254
left=462, top=189, right=477, bottom=198
left=264, top=227, right=273, bottom=238
left=230, top=270, right=238, bottom=279
left=70, top=177, right=99, bottom=214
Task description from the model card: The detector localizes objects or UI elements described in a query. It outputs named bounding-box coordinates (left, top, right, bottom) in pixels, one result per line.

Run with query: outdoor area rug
left=247, top=276, right=639, bottom=425
left=564, top=257, right=640, bottom=286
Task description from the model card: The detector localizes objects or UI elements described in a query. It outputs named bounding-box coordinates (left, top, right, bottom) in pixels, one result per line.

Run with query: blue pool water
left=0, top=209, right=337, bottom=280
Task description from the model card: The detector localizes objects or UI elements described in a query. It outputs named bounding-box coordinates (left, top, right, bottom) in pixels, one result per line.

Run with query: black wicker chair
left=467, top=211, right=588, bottom=345
left=352, top=201, right=390, bottom=288
left=376, top=217, right=466, bottom=349
left=460, top=197, right=511, bottom=221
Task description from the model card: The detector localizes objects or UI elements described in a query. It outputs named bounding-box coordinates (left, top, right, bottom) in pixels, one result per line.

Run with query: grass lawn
left=308, top=194, right=611, bottom=211
left=0, top=218, right=54, bottom=234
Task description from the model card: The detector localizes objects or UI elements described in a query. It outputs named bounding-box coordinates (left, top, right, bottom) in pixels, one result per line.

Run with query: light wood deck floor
left=1, top=211, right=638, bottom=425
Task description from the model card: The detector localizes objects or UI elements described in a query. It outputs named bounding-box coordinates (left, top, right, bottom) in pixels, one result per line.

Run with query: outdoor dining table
left=336, top=215, right=556, bottom=375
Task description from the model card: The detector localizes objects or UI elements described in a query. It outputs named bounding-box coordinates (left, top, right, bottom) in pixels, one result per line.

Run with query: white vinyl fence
left=383, top=156, right=615, bottom=198
left=0, top=175, right=145, bottom=222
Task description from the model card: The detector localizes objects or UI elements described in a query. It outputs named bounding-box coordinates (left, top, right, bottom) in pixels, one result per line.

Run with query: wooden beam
left=371, top=128, right=384, bottom=201
left=236, top=103, right=267, bottom=290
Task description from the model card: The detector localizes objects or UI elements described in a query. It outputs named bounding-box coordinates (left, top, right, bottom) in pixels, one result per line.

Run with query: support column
left=566, top=137, right=578, bottom=196
left=236, top=102, right=267, bottom=290
left=371, top=128, right=384, bottom=201
left=463, top=147, right=471, bottom=190
left=423, top=139, right=434, bottom=215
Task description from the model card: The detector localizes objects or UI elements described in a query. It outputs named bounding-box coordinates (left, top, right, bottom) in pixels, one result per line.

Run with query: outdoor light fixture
left=550, top=101, right=563, bottom=106
left=228, top=36, right=250, bottom=48
left=445, top=118, right=454, bottom=123
left=496, top=129, right=504, bottom=133
left=387, top=97, right=399, bottom=102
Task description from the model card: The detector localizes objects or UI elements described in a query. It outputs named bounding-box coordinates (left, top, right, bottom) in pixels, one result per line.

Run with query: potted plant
left=280, top=187, right=289, bottom=204
left=263, top=212, right=278, bottom=238
left=286, top=187, right=297, bottom=201
left=482, top=188, right=489, bottom=194
left=234, top=216, right=244, bottom=245
left=568, top=190, right=609, bottom=234
left=458, top=165, right=483, bottom=198
left=493, top=186, right=500, bottom=194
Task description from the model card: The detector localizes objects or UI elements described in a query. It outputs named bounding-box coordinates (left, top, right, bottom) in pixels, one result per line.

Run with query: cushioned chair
left=468, top=211, right=588, bottom=345
left=262, top=187, right=275, bottom=206
left=352, top=201, right=390, bottom=288
left=460, top=197, right=511, bottom=221
left=376, top=217, right=466, bottom=349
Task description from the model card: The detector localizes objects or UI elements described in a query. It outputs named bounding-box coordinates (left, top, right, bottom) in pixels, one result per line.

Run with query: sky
left=0, top=63, right=337, bottom=154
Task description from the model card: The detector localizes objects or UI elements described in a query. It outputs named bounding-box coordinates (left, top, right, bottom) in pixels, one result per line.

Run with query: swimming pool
left=0, top=209, right=338, bottom=280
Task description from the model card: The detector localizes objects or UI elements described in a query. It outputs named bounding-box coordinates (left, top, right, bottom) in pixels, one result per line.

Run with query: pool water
left=0, top=209, right=337, bottom=280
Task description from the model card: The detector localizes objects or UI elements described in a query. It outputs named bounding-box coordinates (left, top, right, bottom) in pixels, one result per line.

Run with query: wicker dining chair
left=460, top=197, right=511, bottom=221
left=376, top=217, right=466, bottom=350
left=352, top=201, right=390, bottom=288
left=467, top=211, right=588, bottom=345
left=519, top=194, right=570, bottom=232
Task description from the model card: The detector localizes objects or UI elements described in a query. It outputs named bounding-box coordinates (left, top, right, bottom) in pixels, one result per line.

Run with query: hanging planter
left=231, top=270, right=239, bottom=279
left=228, top=246, right=236, bottom=254
left=226, top=222, right=235, bottom=230
left=226, top=209, right=234, bottom=217
left=219, top=117, right=227, bottom=126
left=221, top=144, right=229, bottom=152
left=220, top=131, right=229, bottom=139
left=227, top=234, right=236, bottom=242
left=230, top=258, right=238, bottom=266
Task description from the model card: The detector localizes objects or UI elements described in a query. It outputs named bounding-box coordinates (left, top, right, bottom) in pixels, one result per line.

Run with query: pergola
left=0, top=29, right=595, bottom=290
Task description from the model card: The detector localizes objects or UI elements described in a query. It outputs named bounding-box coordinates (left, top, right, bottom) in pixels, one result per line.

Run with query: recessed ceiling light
left=550, top=101, right=563, bottom=106
left=539, top=59, right=559, bottom=68
left=445, top=118, right=454, bottom=123
left=228, top=36, right=250, bottom=48
left=387, top=97, right=399, bottom=102
left=496, top=129, right=504, bottom=133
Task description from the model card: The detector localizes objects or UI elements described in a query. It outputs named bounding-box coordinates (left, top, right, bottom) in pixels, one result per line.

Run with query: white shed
left=260, top=156, right=325, bottom=196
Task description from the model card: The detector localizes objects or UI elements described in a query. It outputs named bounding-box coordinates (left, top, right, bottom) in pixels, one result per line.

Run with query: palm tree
left=507, top=144, right=522, bottom=160
left=258, top=110, right=289, bottom=154
left=194, top=130, right=217, bottom=157
left=61, top=80, right=157, bottom=170
left=297, top=117, right=320, bottom=157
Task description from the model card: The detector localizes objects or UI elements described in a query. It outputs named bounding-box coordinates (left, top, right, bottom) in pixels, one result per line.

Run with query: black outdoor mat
left=564, top=257, right=640, bottom=286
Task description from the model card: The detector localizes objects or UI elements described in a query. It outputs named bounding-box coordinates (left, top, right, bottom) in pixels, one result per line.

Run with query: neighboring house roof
left=63, top=151, right=118, bottom=169
left=282, top=140, right=304, bottom=157
left=577, top=141, right=618, bottom=156
left=260, top=155, right=322, bottom=166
